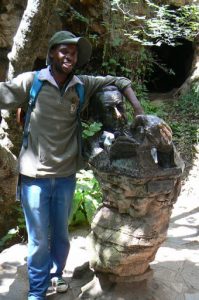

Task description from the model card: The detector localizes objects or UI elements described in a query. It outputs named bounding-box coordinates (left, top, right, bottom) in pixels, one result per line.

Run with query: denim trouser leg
left=21, top=175, right=76, bottom=300
left=49, top=177, right=76, bottom=278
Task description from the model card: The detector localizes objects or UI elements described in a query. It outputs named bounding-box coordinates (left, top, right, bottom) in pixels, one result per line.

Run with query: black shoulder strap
left=22, top=71, right=43, bottom=148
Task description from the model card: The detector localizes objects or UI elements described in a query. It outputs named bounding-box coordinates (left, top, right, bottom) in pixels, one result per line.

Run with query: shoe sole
left=56, top=283, right=69, bottom=293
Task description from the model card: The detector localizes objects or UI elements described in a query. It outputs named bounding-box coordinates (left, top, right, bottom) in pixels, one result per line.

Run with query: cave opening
left=146, top=39, right=194, bottom=93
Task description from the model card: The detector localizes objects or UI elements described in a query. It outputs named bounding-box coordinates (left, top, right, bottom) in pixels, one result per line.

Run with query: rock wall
left=0, top=0, right=26, bottom=80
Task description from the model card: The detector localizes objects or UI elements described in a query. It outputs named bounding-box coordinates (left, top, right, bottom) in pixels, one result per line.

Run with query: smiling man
left=0, top=31, right=144, bottom=300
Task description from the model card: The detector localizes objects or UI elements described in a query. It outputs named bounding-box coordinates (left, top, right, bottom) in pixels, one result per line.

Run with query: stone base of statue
left=87, top=116, right=184, bottom=282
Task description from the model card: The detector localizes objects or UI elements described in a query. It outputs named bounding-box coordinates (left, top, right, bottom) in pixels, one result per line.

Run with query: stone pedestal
left=87, top=130, right=184, bottom=282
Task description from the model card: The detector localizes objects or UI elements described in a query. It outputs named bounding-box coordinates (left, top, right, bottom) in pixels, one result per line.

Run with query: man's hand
left=158, top=122, right=172, bottom=145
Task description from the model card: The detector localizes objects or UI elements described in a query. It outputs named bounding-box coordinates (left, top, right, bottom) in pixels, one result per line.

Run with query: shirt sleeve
left=78, top=74, right=132, bottom=106
left=0, top=72, right=34, bottom=109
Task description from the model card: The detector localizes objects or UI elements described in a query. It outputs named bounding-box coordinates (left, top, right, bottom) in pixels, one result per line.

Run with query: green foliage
left=141, top=99, right=167, bottom=118
left=69, top=169, right=102, bottom=227
left=0, top=228, right=19, bottom=250
left=170, top=87, right=199, bottom=145
left=0, top=205, right=26, bottom=251
left=102, top=58, right=120, bottom=76
left=165, top=88, right=199, bottom=162
left=172, top=86, right=199, bottom=119
left=170, top=121, right=198, bottom=145
left=144, top=3, right=199, bottom=45
left=111, top=0, right=199, bottom=45
left=124, top=95, right=167, bottom=123
left=15, top=205, right=26, bottom=231
left=101, top=44, right=154, bottom=101
left=82, top=121, right=102, bottom=138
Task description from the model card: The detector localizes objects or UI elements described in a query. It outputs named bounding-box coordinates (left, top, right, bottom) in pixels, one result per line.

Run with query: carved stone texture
left=88, top=113, right=184, bottom=282
left=88, top=170, right=182, bottom=280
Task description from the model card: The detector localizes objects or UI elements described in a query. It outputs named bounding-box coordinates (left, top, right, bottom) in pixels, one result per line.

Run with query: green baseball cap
left=46, top=31, right=92, bottom=68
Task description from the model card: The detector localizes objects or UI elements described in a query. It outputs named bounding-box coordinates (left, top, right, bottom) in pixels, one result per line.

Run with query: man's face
left=100, top=97, right=126, bottom=132
left=50, top=44, right=78, bottom=76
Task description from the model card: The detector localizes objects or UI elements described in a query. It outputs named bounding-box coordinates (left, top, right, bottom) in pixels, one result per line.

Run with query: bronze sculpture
left=83, top=86, right=184, bottom=282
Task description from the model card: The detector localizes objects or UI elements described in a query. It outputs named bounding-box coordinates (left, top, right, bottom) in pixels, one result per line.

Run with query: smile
left=63, top=62, right=72, bottom=68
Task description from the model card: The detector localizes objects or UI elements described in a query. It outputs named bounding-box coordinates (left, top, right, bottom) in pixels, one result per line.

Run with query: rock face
left=0, top=120, right=18, bottom=238
left=88, top=114, right=184, bottom=282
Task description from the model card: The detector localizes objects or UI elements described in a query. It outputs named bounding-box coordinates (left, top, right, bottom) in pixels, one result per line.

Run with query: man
left=0, top=31, right=144, bottom=300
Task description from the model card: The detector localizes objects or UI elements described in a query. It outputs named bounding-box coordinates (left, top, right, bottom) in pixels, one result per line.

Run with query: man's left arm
left=122, top=86, right=144, bottom=116
left=79, top=74, right=144, bottom=115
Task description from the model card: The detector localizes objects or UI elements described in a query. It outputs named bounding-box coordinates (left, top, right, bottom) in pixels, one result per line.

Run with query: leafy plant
left=111, top=0, right=199, bottom=46
left=102, top=58, right=120, bottom=76
left=164, top=88, right=199, bottom=167
left=141, top=99, right=167, bottom=118
left=0, top=228, right=19, bottom=250
left=171, top=88, right=199, bottom=144
left=0, top=204, right=27, bottom=251
left=172, top=87, right=199, bottom=119
left=71, top=122, right=103, bottom=226
left=82, top=121, right=102, bottom=138
left=69, top=169, right=102, bottom=227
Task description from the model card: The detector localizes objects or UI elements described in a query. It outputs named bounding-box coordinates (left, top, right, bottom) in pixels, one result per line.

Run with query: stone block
left=147, top=179, right=174, bottom=195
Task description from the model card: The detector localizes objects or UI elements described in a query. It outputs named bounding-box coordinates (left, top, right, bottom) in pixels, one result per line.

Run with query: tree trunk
left=7, top=0, right=59, bottom=79
left=0, top=0, right=59, bottom=240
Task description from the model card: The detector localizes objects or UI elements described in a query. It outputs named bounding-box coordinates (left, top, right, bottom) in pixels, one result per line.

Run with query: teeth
left=63, top=62, right=71, bottom=67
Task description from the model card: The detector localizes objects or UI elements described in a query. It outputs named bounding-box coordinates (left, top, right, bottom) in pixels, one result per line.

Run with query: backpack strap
left=22, top=71, right=43, bottom=149
left=75, top=83, right=85, bottom=164
left=75, top=83, right=85, bottom=114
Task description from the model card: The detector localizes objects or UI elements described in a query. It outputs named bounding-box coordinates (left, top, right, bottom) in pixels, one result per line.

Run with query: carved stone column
left=87, top=118, right=184, bottom=282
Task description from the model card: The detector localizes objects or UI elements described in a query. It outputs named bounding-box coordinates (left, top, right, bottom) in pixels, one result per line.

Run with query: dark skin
left=49, top=44, right=78, bottom=88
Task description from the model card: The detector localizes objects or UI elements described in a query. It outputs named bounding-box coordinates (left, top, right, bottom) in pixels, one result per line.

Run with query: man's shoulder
left=11, top=71, right=35, bottom=90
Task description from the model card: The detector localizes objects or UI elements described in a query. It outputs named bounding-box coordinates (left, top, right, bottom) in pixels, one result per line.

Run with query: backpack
left=17, top=71, right=85, bottom=149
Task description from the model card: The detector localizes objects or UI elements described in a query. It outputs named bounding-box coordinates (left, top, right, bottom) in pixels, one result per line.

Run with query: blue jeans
left=21, top=175, right=76, bottom=300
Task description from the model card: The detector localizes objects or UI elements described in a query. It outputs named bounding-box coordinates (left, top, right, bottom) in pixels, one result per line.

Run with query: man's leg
left=21, top=175, right=51, bottom=300
left=49, top=175, right=76, bottom=279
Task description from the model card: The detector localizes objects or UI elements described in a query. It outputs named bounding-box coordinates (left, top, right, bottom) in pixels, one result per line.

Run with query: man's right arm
left=0, top=72, right=34, bottom=110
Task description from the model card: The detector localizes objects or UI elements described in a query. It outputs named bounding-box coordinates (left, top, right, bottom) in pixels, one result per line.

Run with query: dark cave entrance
left=146, top=39, right=194, bottom=93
